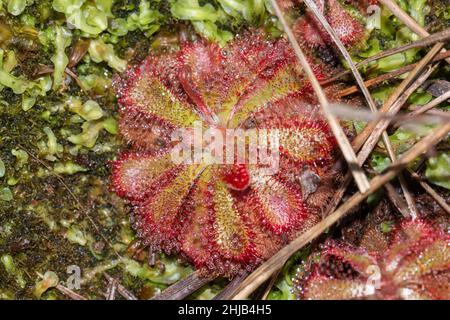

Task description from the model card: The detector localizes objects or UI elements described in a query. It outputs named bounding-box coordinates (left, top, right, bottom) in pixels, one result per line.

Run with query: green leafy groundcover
left=0, top=0, right=448, bottom=300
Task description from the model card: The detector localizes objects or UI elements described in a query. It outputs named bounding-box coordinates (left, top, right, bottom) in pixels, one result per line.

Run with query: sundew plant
left=0, top=0, right=449, bottom=300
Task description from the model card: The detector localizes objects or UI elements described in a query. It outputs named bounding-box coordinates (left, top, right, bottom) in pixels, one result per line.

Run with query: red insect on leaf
left=294, top=219, right=450, bottom=299
left=111, top=33, right=338, bottom=276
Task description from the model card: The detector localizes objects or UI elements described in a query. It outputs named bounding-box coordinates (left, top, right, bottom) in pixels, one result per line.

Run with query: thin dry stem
left=213, top=271, right=249, bottom=300
left=105, top=278, right=118, bottom=300
left=322, top=28, right=450, bottom=85
left=332, top=64, right=438, bottom=223
left=151, top=271, right=212, bottom=300
left=351, top=44, right=442, bottom=152
left=337, top=51, right=450, bottom=97
left=303, top=0, right=417, bottom=217
left=55, top=284, right=88, bottom=300
left=270, top=0, right=370, bottom=193
left=303, top=0, right=377, bottom=111
left=259, top=269, right=282, bottom=300
left=330, top=102, right=450, bottom=126
left=409, top=90, right=450, bottom=116
left=104, top=274, right=138, bottom=300
left=355, top=63, right=439, bottom=167
left=407, top=169, right=450, bottom=215
left=230, top=44, right=447, bottom=299
left=384, top=182, right=410, bottom=217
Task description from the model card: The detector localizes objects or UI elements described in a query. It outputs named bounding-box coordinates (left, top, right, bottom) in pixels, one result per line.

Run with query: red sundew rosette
left=111, top=33, right=338, bottom=277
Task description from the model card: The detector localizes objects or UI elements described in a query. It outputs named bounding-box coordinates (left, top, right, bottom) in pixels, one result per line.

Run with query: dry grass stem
left=351, top=43, right=442, bottom=153
left=213, top=271, right=249, bottom=300
left=106, top=278, right=118, bottom=300
left=151, top=271, right=212, bottom=300
left=384, top=182, right=411, bottom=217
left=104, top=274, right=138, bottom=300
left=337, top=51, right=450, bottom=97
left=55, top=284, right=88, bottom=300
left=407, top=169, right=450, bottom=215
left=322, top=28, right=450, bottom=85
left=355, top=63, right=438, bottom=166
left=409, top=90, right=450, bottom=116
left=270, top=0, right=370, bottom=193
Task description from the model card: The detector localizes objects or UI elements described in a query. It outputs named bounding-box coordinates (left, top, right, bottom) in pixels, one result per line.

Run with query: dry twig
left=151, top=271, right=213, bottom=300
left=105, top=278, right=118, bottom=300
left=384, top=182, right=410, bottom=217
left=104, top=274, right=138, bottom=300
left=322, top=28, right=450, bottom=85
left=337, top=51, right=450, bottom=97
left=409, top=90, right=450, bottom=116
left=351, top=44, right=442, bottom=154
left=228, top=1, right=449, bottom=299
left=407, top=169, right=450, bottom=215
left=355, top=63, right=439, bottom=167
left=213, top=271, right=249, bottom=300
left=270, top=0, right=370, bottom=193
left=304, top=0, right=417, bottom=221
left=55, top=284, right=88, bottom=300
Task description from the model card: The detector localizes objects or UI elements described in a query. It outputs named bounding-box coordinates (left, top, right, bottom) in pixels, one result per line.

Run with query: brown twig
left=409, top=90, right=450, bottom=116
left=303, top=0, right=377, bottom=111
left=355, top=63, right=439, bottom=169
left=322, top=28, right=450, bottom=85
left=230, top=45, right=447, bottom=299
left=337, top=51, right=450, bottom=97
left=304, top=0, right=417, bottom=217
left=55, top=283, right=88, bottom=300
left=270, top=0, right=370, bottom=193
left=384, top=182, right=410, bottom=217
left=230, top=1, right=445, bottom=301
left=104, top=274, right=138, bottom=300
left=396, top=173, right=418, bottom=217
left=351, top=44, right=442, bottom=153
left=407, top=169, right=450, bottom=215
left=329, top=102, right=450, bottom=126
left=105, top=278, right=118, bottom=300
left=213, top=271, right=249, bottom=300
left=258, top=269, right=282, bottom=300
left=334, top=62, right=439, bottom=221
left=231, top=121, right=450, bottom=299
left=150, top=271, right=212, bottom=300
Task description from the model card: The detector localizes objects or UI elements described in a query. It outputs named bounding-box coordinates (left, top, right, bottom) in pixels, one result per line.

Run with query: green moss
left=0, top=159, right=5, bottom=177
left=1, top=254, right=26, bottom=288
left=0, top=187, right=13, bottom=201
